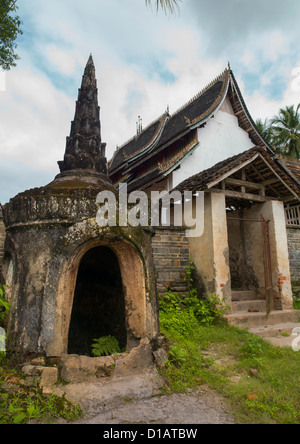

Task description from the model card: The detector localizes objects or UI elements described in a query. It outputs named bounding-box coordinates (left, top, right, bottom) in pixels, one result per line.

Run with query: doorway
left=227, top=208, right=273, bottom=315
left=67, top=246, right=127, bottom=356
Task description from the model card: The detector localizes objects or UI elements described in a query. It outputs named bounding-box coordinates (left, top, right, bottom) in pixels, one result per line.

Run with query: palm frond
left=145, top=0, right=181, bottom=14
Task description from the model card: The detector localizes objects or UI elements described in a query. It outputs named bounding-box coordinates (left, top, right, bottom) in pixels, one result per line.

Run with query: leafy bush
left=184, top=259, right=231, bottom=324
left=168, top=345, right=189, bottom=367
left=293, top=296, right=300, bottom=310
left=159, top=259, right=231, bottom=329
left=91, top=335, right=121, bottom=357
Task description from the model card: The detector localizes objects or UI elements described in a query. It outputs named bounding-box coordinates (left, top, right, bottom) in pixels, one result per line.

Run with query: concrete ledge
left=225, top=309, right=300, bottom=329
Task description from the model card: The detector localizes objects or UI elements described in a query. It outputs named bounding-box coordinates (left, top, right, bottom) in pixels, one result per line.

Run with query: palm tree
left=271, top=104, right=300, bottom=160
left=256, top=118, right=274, bottom=146
left=145, top=0, right=181, bottom=14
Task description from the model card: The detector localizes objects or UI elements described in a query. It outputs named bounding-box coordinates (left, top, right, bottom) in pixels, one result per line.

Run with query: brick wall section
left=0, top=207, right=5, bottom=279
left=287, top=227, right=300, bottom=287
left=151, top=227, right=190, bottom=294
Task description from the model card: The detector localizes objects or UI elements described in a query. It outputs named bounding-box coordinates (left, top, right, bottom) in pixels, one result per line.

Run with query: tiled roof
left=109, top=69, right=230, bottom=174
left=277, top=158, right=300, bottom=185
left=158, top=77, right=226, bottom=147
left=174, top=147, right=260, bottom=192
left=109, top=113, right=168, bottom=172
left=174, top=147, right=300, bottom=203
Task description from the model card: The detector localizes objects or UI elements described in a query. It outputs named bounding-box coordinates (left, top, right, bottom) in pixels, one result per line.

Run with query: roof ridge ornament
left=116, top=110, right=169, bottom=151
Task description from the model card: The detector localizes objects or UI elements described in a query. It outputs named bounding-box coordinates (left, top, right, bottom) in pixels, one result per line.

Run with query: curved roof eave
left=228, top=71, right=276, bottom=156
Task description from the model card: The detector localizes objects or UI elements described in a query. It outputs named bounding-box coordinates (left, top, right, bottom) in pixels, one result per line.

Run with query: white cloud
left=1, top=67, right=73, bottom=171
left=261, top=30, right=291, bottom=63
left=244, top=67, right=300, bottom=122
left=1, top=0, right=300, bottom=203
left=46, top=47, right=85, bottom=76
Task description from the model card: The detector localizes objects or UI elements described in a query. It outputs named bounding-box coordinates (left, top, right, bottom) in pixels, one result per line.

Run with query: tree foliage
left=0, top=0, right=23, bottom=70
left=256, top=104, right=300, bottom=160
left=271, top=104, right=300, bottom=160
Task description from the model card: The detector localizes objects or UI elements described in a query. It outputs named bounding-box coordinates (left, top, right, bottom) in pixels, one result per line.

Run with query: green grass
left=294, top=298, right=300, bottom=310
left=0, top=359, right=82, bottom=424
left=159, top=309, right=300, bottom=424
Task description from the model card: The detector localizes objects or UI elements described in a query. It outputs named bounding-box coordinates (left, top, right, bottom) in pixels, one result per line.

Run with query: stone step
left=249, top=322, right=300, bottom=338
left=157, top=286, right=188, bottom=295
left=231, top=290, right=265, bottom=301
left=225, top=309, right=300, bottom=329
left=231, top=299, right=266, bottom=313
left=249, top=322, right=300, bottom=348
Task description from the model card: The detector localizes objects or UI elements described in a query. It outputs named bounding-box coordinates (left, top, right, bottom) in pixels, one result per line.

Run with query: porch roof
left=277, top=158, right=300, bottom=186
left=174, top=147, right=300, bottom=210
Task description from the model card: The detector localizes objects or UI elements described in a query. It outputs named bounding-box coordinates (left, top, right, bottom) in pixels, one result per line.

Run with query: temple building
left=109, top=66, right=300, bottom=327
left=0, top=57, right=300, bottom=367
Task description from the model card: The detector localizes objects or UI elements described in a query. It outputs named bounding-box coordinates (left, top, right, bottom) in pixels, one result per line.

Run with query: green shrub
left=159, top=259, right=231, bottom=329
left=293, top=297, right=300, bottom=310
left=168, top=345, right=189, bottom=366
left=91, top=335, right=121, bottom=357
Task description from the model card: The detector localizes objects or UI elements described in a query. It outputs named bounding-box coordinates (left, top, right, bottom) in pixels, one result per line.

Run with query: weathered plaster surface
left=172, top=101, right=254, bottom=189
left=188, top=192, right=231, bottom=303
left=3, top=179, right=159, bottom=358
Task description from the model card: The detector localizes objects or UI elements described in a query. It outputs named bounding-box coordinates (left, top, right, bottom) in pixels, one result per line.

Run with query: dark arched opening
left=67, top=246, right=126, bottom=356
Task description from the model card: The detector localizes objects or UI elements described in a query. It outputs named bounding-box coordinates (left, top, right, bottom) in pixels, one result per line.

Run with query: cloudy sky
left=1, top=0, right=300, bottom=204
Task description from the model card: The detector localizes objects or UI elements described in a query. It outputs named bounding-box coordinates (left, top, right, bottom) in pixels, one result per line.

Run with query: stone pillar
left=188, top=192, right=231, bottom=303
left=287, top=227, right=300, bottom=295
left=264, top=201, right=294, bottom=310
left=244, top=200, right=294, bottom=310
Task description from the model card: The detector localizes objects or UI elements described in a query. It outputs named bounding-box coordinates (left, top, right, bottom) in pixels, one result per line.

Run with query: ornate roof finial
left=136, top=116, right=143, bottom=136
left=58, top=54, right=108, bottom=175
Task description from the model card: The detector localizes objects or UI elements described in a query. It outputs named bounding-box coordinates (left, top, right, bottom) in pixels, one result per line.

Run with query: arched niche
left=48, top=238, right=147, bottom=357
left=67, top=246, right=126, bottom=356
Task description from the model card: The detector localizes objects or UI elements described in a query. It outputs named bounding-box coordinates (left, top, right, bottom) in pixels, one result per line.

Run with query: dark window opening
left=68, top=246, right=126, bottom=356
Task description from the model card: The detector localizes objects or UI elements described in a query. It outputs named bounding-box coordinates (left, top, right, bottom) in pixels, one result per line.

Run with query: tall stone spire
left=58, top=54, right=108, bottom=175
